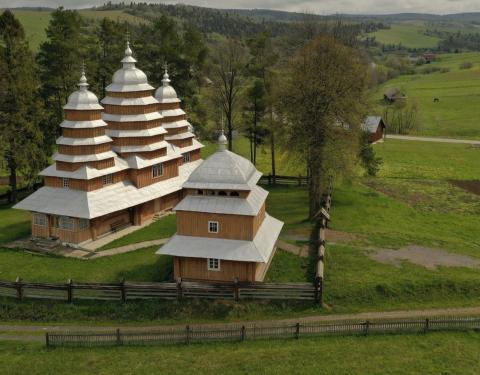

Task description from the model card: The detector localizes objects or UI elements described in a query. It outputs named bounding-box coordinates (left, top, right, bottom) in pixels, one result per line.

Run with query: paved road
left=386, top=134, right=480, bottom=145
left=2, top=305, right=480, bottom=342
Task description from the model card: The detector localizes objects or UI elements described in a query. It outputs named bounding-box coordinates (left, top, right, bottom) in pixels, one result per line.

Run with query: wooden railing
left=0, top=278, right=317, bottom=303
left=45, top=316, right=480, bottom=347
left=259, top=174, right=309, bottom=186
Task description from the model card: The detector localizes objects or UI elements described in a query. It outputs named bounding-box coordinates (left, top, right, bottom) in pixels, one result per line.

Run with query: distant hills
left=6, top=5, right=480, bottom=24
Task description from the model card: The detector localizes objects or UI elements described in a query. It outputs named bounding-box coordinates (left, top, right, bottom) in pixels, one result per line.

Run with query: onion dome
left=63, top=71, right=103, bottom=110
left=155, top=67, right=180, bottom=103
left=183, top=132, right=261, bottom=191
left=106, top=41, right=154, bottom=92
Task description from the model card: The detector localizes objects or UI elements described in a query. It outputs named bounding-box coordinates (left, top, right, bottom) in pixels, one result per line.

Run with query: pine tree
left=96, top=18, right=127, bottom=98
left=37, top=8, right=86, bottom=151
left=0, top=10, right=46, bottom=203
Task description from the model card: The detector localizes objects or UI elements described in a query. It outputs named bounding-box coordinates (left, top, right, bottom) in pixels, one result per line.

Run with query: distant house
left=384, top=88, right=407, bottom=103
left=423, top=51, right=436, bottom=63
left=362, top=116, right=386, bottom=143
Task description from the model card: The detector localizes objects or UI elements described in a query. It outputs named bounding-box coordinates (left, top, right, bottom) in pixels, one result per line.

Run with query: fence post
left=241, top=325, right=246, bottom=342
left=233, top=277, right=239, bottom=302
left=185, top=325, right=190, bottom=345
left=424, top=318, right=429, bottom=333
left=15, top=276, right=23, bottom=301
left=298, top=174, right=301, bottom=186
left=116, top=328, right=122, bottom=346
left=364, top=321, right=370, bottom=336
left=268, top=174, right=272, bottom=185
left=66, top=279, right=73, bottom=303
left=120, top=278, right=126, bottom=303
left=176, top=277, right=183, bottom=300
left=45, top=332, right=50, bottom=348
left=314, top=276, right=323, bottom=305
left=295, top=322, right=300, bottom=339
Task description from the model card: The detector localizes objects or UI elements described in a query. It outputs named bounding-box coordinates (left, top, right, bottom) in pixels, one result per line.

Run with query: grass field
left=372, top=52, right=480, bottom=138
left=369, top=22, right=441, bottom=49
left=1, top=332, right=480, bottom=374
left=2, top=138, right=479, bottom=322
left=10, top=10, right=51, bottom=50
left=7, top=9, right=145, bottom=51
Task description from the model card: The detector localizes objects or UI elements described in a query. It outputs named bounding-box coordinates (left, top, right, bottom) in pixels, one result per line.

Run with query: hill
left=371, top=52, right=480, bottom=139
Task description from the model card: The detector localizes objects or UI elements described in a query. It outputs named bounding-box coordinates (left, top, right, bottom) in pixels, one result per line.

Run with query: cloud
left=1, top=0, right=480, bottom=15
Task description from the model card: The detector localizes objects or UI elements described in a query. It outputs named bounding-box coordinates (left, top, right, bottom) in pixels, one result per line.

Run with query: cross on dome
left=218, top=127, right=228, bottom=151
left=78, top=61, right=89, bottom=91
left=162, top=62, right=171, bottom=86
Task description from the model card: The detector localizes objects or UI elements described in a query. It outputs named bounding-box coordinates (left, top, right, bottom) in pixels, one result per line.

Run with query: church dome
left=155, top=68, right=180, bottom=103
left=183, top=131, right=261, bottom=191
left=64, top=71, right=103, bottom=111
left=106, top=41, right=154, bottom=93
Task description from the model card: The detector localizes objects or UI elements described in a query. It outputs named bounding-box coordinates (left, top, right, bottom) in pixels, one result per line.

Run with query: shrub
left=460, top=62, right=473, bottom=69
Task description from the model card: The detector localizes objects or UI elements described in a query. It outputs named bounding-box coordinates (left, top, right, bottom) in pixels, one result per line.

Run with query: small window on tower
left=208, top=221, right=219, bottom=233
left=218, top=191, right=227, bottom=196
left=197, top=189, right=204, bottom=195
left=152, top=163, right=164, bottom=178
left=102, top=174, right=113, bottom=185
left=62, top=178, right=70, bottom=189
left=207, top=258, right=220, bottom=271
left=183, top=152, right=191, bottom=163
left=230, top=191, right=240, bottom=197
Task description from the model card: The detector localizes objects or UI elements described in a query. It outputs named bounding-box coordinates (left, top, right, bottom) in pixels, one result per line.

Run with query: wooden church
left=157, top=132, right=283, bottom=282
left=15, top=42, right=203, bottom=245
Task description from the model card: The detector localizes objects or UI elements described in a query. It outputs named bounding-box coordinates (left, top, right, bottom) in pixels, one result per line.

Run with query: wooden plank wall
left=176, top=257, right=256, bottom=282
left=176, top=211, right=256, bottom=241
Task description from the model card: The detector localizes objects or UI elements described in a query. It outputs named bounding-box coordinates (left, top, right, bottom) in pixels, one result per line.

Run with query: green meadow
left=369, top=22, right=440, bottom=49
left=1, top=138, right=479, bottom=322
left=10, top=10, right=51, bottom=51
left=372, top=52, right=480, bottom=139
left=1, top=332, right=480, bottom=375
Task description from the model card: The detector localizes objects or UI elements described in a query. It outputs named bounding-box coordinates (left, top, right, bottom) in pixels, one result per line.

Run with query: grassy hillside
left=10, top=9, right=51, bottom=50
left=369, top=22, right=440, bottom=49
left=7, top=9, right=145, bottom=51
left=372, top=52, right=480, bottom=138
left=1, top=332, right=480, bottom=375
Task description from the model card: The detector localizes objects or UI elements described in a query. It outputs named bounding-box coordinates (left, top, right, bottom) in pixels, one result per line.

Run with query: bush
left=460, top=62, right=473, bottom=69
left=420, top=66, right=450, bottom=75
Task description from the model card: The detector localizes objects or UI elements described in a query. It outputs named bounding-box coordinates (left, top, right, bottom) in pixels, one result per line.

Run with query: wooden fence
left=0, top=277, right=318, bottom=303
left=312, top=176, right=334, bottom=306
left=259, top=174, right=309, bottom=186
left=0, top=176, right=332, bottom=306
left=45, top=316, right=480, bottom=347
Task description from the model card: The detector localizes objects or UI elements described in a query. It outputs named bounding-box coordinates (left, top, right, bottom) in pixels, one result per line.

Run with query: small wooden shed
left=362, top=116, right=387, bottom=143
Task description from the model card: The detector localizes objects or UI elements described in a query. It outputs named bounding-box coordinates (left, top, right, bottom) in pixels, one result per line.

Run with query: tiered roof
left=154, top=67, right=202, bottom=154
left=157, top=133, right=283, bottom=263
left=102, top=42, right=179, bottom=167
left=15, top=41, right=205, bottom=221
left=42, top=71, right=123, bottom=179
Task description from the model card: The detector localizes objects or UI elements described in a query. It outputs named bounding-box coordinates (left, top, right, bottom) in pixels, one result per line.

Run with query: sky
left=3, top=0, right=480, bottom=15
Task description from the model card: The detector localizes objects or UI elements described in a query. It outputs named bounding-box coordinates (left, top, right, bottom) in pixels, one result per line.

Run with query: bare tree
left=211, top=39, right=246, bottom=151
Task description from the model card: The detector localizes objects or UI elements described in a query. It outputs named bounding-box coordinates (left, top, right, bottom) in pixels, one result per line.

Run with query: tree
left=244, top=79, right=266, bottom=165
left=96, top=18, right=126, bottom=97
left=211, top=39, right=247, bottom=151
left=279, top=35, right=368, bottom=218
left=0, top=10, right=45, bottom=202
left=247, top=32, right=278, bottom=174
left=359, top=133, right=382, bottom=176
left=37, top=8, right=86, bottom=151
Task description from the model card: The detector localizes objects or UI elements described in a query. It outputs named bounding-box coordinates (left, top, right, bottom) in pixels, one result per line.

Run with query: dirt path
left=2, top=305, right=480, bottom=342
left=386, top=134, right=480, bottom=145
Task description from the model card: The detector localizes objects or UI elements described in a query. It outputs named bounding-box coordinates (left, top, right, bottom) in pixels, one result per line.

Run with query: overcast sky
left=3, top=0, right=480, bottom=15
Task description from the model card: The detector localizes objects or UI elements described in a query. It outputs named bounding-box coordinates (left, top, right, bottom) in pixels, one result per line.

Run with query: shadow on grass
left=114, top=255, right=173, bottom=283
